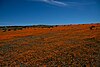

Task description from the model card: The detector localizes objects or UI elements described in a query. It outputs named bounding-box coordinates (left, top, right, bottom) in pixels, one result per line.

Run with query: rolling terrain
left=0, top=23, right=100, bottom=67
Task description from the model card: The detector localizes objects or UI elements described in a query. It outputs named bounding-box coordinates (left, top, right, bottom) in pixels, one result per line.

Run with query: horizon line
left=0, top=23, right=99, bottom=26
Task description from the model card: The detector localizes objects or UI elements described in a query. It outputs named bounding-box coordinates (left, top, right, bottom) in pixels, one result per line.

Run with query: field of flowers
left=0, top=24, right=100, bottom=67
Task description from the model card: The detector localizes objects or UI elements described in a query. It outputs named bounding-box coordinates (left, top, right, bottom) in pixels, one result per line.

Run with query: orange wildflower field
left=0, top=23, right=100, bottom=67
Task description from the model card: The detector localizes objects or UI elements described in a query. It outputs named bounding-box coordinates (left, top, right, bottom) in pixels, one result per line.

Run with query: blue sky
left=0, top=0, right=100, bottom=26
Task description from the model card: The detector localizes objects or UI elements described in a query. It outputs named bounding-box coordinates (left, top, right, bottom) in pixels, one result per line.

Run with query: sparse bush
left=89, top=26, right=95, bottom=30
left=2, top=26, right=7, bottom=32
left=8, top=29, right=11, bottom=31
left=13, top=27, right=17, bottom=31
left=18, top=27, right=23, bottom=30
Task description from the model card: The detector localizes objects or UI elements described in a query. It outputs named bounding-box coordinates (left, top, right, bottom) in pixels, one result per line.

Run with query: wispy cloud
left=29, top=0, right=96, bottom=7
left=31, top=0, right=67, bottom=6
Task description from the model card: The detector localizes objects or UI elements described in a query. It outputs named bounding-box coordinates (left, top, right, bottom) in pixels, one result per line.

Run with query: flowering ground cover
left=0, top=24, right=100, bottom=67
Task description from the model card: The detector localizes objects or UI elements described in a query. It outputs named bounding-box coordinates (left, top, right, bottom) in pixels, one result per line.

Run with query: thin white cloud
left=45, top=0, right=67, bottom=6
left=29, top=0, right=96, bottom=7
left=31, top=0, right=67, bottom=6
